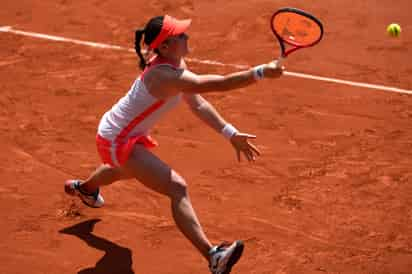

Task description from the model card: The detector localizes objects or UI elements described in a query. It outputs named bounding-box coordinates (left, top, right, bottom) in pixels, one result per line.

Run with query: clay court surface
left=1, top=0, right=412, bottom=273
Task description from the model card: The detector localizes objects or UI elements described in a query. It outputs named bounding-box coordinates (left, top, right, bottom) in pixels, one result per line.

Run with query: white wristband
left=252, top=65, right=265, bottom=80
left=221, top=124, right=238, bottom=140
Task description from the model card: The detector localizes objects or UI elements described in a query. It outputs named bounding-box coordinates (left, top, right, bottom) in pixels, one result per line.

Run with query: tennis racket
left=271, top=7, right=324, bottom=65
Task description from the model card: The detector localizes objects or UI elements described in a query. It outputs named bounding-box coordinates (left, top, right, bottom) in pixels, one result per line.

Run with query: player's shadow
left=59, top=218, right=135, bottom=274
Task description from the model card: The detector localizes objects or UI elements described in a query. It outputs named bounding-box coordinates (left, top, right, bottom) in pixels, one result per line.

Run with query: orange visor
left=149, top=15, right=191, bottom=50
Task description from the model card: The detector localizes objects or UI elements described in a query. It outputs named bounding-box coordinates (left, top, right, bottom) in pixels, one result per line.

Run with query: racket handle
left=277, top=56, right=285, bottom=66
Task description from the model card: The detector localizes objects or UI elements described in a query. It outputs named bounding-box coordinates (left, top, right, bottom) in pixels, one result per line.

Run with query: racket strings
left=273, top=12, right=322, bottom=45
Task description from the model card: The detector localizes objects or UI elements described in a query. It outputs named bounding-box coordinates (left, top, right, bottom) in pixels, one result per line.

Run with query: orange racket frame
left=271, top=7, right=324, bottom=59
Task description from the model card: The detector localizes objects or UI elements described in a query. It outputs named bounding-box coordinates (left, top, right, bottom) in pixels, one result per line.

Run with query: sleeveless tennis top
left=97, top=56, right=182, bottom=143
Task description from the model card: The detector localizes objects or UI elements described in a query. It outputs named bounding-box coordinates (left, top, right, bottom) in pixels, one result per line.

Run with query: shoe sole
left=223, top=240, right=244, bottom=274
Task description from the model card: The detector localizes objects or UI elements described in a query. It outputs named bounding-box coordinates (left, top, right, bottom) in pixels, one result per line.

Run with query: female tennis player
left=65, top=15, right=284, bottom=274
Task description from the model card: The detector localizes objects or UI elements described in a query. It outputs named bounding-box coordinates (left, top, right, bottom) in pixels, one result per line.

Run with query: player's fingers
left=245, top=150, right=254, bottom=162
left=245, top=134, right=256, bottom=139
left=249, top=150, right=256, bottom=161
left=250, top=151, right=256, bottom=161
left=248, top=143, right=261, bottom=156
left=237, top=133, right=256, bottom=139
left=243, top=151, right=251, bottom=162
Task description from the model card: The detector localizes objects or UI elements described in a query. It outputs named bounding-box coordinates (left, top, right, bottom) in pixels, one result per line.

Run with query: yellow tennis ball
left=387, top=23, right=401, bottom=37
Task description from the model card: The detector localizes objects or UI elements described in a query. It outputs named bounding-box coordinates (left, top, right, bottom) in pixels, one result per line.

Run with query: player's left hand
left=230, top=132, right=261, bottom=162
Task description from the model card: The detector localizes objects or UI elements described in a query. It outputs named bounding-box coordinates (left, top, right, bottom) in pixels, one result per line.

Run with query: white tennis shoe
left=209, top=240, right=244, bottom=274
left=64, top=180, right=104, bottom=208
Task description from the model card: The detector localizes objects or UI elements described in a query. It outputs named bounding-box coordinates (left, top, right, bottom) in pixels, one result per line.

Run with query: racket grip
left=277, top=56, right=285, bottom=66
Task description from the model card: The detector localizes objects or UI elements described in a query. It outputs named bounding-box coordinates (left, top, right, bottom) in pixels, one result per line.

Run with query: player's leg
left=65, top=164, right=132, bottom=208
left=124, top=145, right=245, bottom=273
left=123, top=144, right=212, bottom=259
left=80, top=164, right=133, bottom=193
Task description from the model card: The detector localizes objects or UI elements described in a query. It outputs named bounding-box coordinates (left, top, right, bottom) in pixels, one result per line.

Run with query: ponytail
left=134, top=29, right=147, bottom=70
left=134, top=16, right=164, bottom=70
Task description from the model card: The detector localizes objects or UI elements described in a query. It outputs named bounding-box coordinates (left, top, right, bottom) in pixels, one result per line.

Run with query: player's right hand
left=264, top=60, right=284, bottom=78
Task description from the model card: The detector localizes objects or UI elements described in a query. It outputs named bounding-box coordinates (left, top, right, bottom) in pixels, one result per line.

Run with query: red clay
left=1, top=1, right=412, bottom=273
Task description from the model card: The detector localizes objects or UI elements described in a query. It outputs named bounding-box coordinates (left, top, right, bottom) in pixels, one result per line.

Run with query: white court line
left=1, top=25, right=411, bottom=95
left=284, top=71, right=412, bottom=95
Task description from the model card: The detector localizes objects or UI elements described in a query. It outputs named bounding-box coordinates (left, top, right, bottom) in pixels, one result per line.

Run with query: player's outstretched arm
left=149, top=60, right=284, bottom=97
left=178, top=60, right=283, bottom=94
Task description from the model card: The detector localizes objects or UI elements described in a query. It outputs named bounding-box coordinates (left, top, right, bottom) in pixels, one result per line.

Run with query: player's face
left=164, top=33, right=189, bottom=57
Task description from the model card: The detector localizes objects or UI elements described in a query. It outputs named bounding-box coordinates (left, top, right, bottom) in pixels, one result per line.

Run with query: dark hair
left=134, top=16, right=164, bottom=70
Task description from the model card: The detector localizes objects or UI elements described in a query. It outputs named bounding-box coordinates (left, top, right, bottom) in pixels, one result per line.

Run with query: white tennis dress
left=96, top=56, right=181, bottom=166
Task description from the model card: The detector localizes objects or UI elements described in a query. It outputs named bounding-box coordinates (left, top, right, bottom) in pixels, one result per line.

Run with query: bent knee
left=169, top=170, right=188, bottom=199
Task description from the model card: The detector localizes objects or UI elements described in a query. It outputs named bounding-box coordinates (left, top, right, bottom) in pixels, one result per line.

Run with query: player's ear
left=157, top=43, right=168, bottom=56
left=159, top=42, right=169, bottom=51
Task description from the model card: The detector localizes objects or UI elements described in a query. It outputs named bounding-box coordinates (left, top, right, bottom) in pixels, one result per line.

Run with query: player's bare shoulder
left=143, top=65, right=184, bottom=98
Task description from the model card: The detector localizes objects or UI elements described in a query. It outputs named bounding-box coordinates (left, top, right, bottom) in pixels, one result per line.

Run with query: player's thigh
left=123, top=144, right=186, bottom=198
